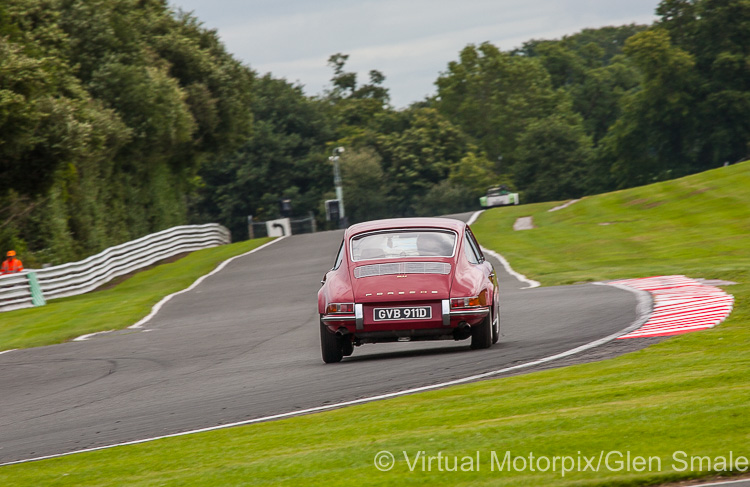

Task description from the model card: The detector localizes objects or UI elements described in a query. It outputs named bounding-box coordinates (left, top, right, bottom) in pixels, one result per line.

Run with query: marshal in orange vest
left=1, top=250, right=24, bottom=274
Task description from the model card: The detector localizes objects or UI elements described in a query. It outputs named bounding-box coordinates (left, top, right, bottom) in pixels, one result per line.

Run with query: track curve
left=0, top=215, right=640, bottom=464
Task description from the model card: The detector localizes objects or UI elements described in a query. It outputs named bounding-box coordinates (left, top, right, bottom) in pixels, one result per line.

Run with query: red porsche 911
left=318, top=217, right=499, bottom=363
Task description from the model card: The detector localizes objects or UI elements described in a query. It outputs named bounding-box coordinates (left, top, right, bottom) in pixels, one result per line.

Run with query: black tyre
left=470, top=313, right=492, bottom=349
left=320, top=319, right=343, bottom=363
left=342, top=337, right=354, bottom=357
left=491, top=293, right=500, bottom=344
left=491, top=311, right=499, bottom=344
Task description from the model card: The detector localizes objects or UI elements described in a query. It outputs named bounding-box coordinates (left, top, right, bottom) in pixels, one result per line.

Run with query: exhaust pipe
left=453, top=321, right=471, bottom=341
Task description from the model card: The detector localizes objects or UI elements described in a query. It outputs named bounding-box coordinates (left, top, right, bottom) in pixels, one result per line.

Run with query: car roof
left=345, top=217, right=466, bottom=239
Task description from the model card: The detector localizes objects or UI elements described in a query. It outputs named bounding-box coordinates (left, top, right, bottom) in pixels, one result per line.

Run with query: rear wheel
left=491, top=293, right=500, bottom=344
left=470, top=313, right=492, bottom=349
left=342, top=337, right=354, bottom=357
left=491, top=312, right=499, bottom=344
left=320, top=318, right=343, bottom=363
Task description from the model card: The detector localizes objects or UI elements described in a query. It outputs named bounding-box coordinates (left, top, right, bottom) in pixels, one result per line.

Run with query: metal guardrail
left=0, top=224, right=231, bottom=313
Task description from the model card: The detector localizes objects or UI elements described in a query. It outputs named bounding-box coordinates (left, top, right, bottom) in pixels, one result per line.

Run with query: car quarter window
left=332, top=241, right=344, bottom=269
left=464, top=229, right=484, bottom=264
left=468, top=228, right=485, bottom=260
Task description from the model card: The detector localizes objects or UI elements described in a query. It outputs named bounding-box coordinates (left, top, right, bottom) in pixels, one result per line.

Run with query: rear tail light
left=451, top=297, right=480, bottom=308
left=327, top=303, right=354, bottom=314
left=450, top=290, right=488, bottom=309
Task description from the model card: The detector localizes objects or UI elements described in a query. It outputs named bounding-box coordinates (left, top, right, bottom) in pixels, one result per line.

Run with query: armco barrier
left=0, top=224, right=230, bottom=313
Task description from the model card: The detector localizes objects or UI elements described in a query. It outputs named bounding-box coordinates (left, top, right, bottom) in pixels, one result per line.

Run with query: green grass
left=471, top=163, right=749, bottom=286
left=2, top=163, right=749, bottom=486
left=0, top=237, right=272, bottom=350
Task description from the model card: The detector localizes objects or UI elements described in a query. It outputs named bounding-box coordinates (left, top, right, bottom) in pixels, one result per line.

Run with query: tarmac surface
left=0, top=213, right=641, bottom=464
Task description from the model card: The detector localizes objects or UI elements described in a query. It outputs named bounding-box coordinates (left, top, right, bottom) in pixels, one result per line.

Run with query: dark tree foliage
left=3, top=1, right=749, bottom=261
left=514, top=114, right=593, bottom=201
left=435, top=42, right=563, bottom=167
left=434, top=42, right=595, bottom=202
left=657, top=0, right=750, bottom=167
left=0, top=0, right=253, bottom=264
left=373, top=107, right=471, bottom=215
left=518, top=25, right=649, bottom=67
left=600, top=29, right=701, bottom=187
left=191, top=75, right=335, bottom=238
left=515, top=25, right=646, bottom=145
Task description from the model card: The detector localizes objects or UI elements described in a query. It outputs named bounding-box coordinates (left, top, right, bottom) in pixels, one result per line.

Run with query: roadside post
left=329, top=147, right=347, bottom=228
left=27, top=272, right=46, bottom=307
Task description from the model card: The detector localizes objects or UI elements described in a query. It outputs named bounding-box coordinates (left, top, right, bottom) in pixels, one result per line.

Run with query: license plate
left=373, top=306, right=432, bottom=321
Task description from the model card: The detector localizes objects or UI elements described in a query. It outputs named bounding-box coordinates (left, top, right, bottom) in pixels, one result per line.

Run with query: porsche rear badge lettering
left=369, top=290, right=439, bottom=295
left=396, top=274, right=408, bottom=278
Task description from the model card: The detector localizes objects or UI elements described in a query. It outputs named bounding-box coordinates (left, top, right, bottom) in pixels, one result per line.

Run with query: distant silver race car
left=480, top=187, right=520, bottom=208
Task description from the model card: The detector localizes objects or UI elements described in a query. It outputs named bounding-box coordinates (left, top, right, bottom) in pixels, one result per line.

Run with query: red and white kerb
left=611, top=275, right=734, bottom=339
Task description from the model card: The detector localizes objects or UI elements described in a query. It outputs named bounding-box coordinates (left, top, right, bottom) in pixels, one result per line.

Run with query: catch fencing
left=0, top=224, right=230, bottom=313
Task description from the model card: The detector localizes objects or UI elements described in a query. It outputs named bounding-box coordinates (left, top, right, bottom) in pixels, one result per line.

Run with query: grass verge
left=0, top=237, right=272, bottom=351
left=1, top=162, right=748, bottom=486
left=471, top=163, right=749, bottom=286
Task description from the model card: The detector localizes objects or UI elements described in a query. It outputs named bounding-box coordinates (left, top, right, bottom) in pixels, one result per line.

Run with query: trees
left=339, top=148, right=390, bottom=223
left=374, top=107, right=469, bottom=214
left=595, top=0, right=750, bottom=189
left=657, top=0, right=750, bottom=167
left=435, top=42, right=562, bottom=168
left=435, top=42, right=596, bottom=202
left=0, top=0, right=254, bottom=264
left=192, top=75, right=334, bottom=238
left=320, top=55, right=486, bottom=220
left=4, top=2, right=749, bottom=259
left=600, top=29, right=700, bottom=187
left=514, top=114, right=593, bottom=201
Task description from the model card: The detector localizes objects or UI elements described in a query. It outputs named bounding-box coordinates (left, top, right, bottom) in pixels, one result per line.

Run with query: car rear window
left=350, top=230, right=456, bottom=261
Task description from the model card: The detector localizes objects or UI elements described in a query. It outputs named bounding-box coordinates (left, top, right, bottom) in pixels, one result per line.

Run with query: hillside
left=473, top=160, right=750, bottom=286
left=2, top=162, right=748, bottom=486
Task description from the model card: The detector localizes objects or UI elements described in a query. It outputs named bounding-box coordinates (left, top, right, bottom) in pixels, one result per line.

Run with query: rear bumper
left=355, top=328, right=457, bottom=343
left=322, top=299, right=489, bottom=337
left=450, top=308, right=489, bottom=318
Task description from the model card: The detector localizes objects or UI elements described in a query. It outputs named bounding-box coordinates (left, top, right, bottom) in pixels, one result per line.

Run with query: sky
left=169, top=0, right=661, bottom=108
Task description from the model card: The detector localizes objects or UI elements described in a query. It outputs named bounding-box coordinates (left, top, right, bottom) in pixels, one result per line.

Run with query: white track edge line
left=127, top=237, right=286, bottom=330
left=73, top=330, right=115, bottom=342
left=1, top=281, right=653, bottom=467
left=467, top=210, right=541, bottom=289
left=65, top=238, right=286, bottom=342
left=466, top=209, right=483, bottom=226
left=596, top=282, right=654, bottom=333
left=482, top=247, right=541, bottom=289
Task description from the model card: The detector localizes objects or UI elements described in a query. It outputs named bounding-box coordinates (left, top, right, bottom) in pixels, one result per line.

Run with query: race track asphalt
left=0, top=214, right=639, bottom=464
